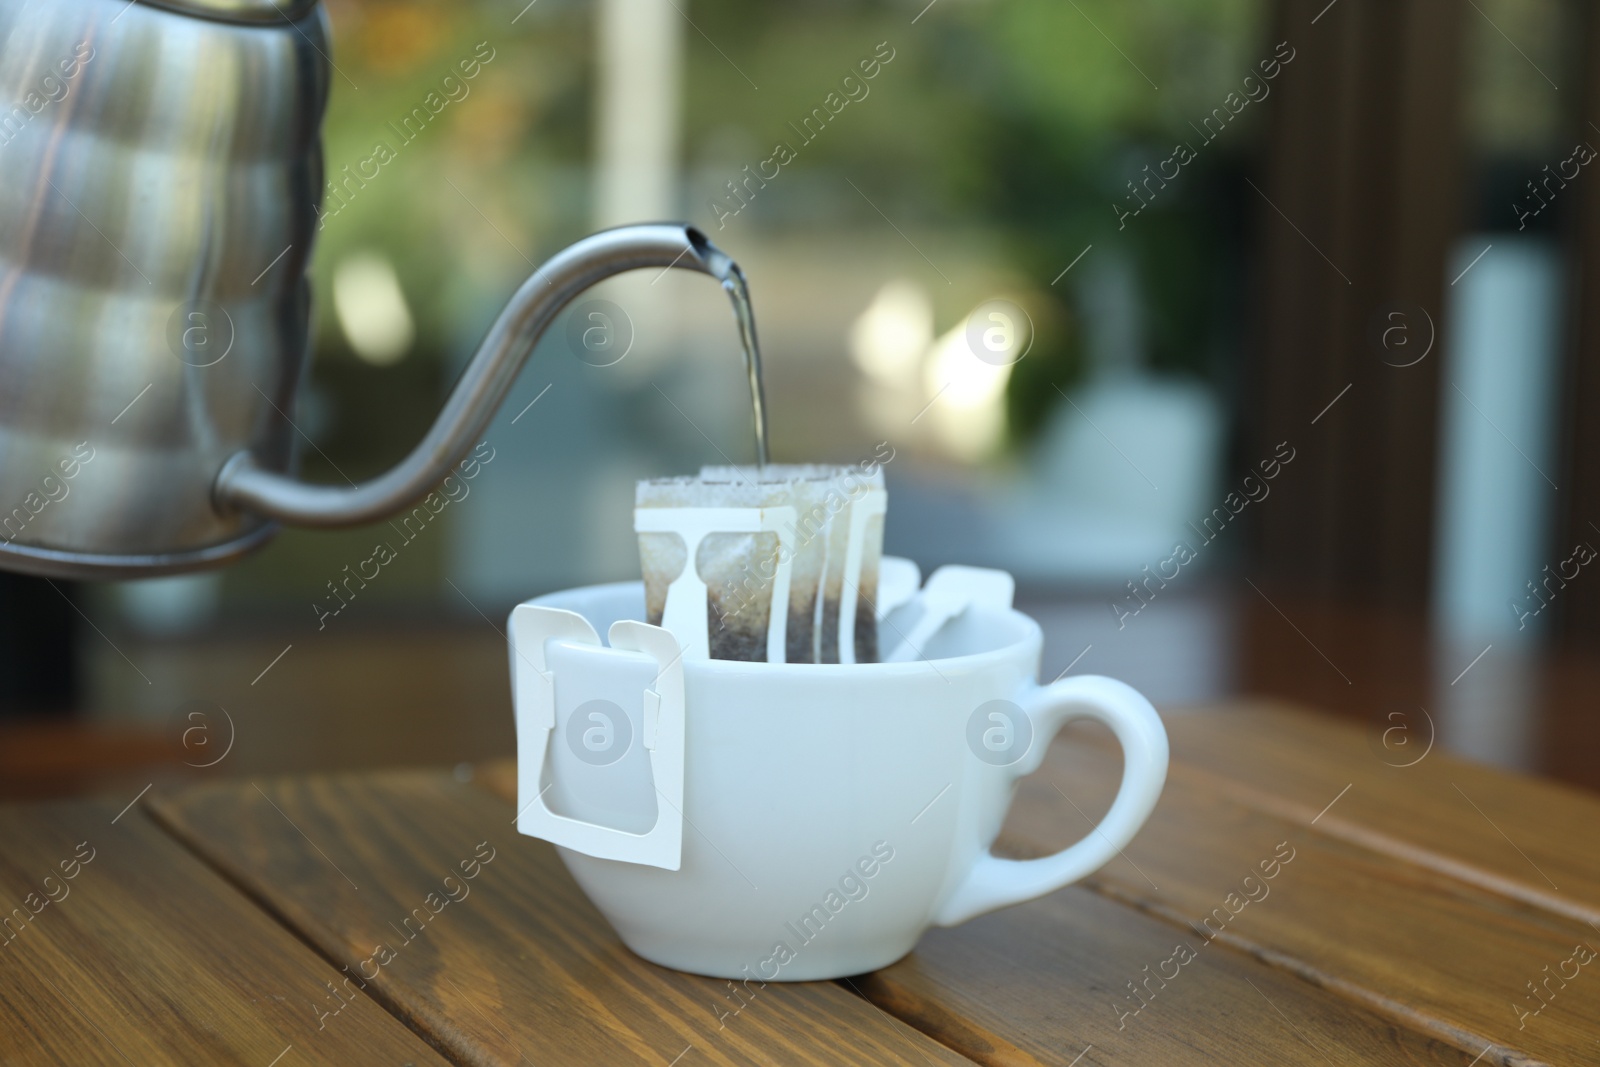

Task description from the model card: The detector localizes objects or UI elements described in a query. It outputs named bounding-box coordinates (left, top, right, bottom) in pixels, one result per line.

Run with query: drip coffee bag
left=635, top=463, right=886, bottom=663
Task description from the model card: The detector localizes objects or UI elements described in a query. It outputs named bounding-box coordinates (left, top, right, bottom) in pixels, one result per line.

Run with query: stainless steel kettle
left=0, top=0, right=754, bottom=579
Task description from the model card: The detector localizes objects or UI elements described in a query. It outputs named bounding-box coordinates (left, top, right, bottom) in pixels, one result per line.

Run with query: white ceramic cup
left=514, top=576, right=1167, bottom=981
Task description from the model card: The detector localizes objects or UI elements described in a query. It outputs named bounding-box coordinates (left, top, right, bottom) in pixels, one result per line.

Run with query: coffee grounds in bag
left=635, top=464, right=885, bottom=663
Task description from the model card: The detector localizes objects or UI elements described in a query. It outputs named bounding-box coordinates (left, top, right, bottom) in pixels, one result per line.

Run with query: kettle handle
left=214, top=223, right=732, bottom=527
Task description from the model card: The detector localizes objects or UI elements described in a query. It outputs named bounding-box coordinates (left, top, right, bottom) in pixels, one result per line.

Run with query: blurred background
left=3, top=0, right=1598, bottom=797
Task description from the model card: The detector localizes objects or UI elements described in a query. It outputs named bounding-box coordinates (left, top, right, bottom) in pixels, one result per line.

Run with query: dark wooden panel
left=0, top=798, right=445, bottom=1066
left=0, top=720, right=180, bottom=802
left=1221, top=590, right=1600, bottom=794
left=149, top=772, right=974, bottom=1067
left=1249, top=0, right=1465, bottom=606
left=996, top=715, right=1596, bottom=1066
left=1555, top=0, right=1600, bottom=642
left=0, top=574, right=77, bottom=717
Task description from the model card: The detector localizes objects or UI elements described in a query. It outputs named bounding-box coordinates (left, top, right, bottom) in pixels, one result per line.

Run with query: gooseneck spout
left=215, top=223, right=756, bottom=527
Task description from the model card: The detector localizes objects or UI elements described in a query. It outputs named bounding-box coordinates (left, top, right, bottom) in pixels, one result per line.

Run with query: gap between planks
left=1080, top=875, right=1552, bottom=1067
left=1166, top=761, right=1600, bottom=929
left=141, top=793, right=475, bottom=1067
left=1034, top=713, right=1600, bottom=927
left=1017, top=729, right=1572, bottom=1066
left=467, top=766, right=987, bottom=1064
left=471, top=757, right=1551, bottom=1067
left=845, top=972, right=1051, bottom=1067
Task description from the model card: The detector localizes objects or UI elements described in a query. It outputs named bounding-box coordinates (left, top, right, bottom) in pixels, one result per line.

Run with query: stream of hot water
left=700, top=246, right=770, bottom=468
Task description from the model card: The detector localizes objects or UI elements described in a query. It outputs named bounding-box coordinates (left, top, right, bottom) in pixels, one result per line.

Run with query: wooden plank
left=476, top=759, right=1493, bottom=1067
left=0, top=798, right=446, bottom=1066
left=1160, top=702, right=1600, bottom=924
left=994, top=717, right=1598, bottom=1067
left=149, top=772, right=974, bottom=1067
left=857, top=885, right=1489, bottom=1067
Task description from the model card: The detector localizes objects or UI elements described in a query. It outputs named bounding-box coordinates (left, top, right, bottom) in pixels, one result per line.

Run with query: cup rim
left=528, top=579, right=1042, bottom=678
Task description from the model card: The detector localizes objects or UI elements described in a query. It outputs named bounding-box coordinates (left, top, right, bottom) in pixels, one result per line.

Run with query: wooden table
left=2, top=702, right=1596, bottom=1066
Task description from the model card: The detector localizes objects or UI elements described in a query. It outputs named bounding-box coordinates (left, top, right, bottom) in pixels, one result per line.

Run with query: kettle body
left=0, top=0, right=756, bottom=581
left=0, top=0, right=328, bottom=576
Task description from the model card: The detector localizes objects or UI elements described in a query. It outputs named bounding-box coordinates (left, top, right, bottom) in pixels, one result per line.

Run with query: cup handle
left=933, top=675, right=1169, bottom=926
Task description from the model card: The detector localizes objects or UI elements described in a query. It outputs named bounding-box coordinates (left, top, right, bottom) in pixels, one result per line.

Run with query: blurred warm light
left=354, top=3, right=444, bottom=74
left=924, top=321, right=1012, bottom=460
left=849, top=280, right=933, bottom=386
left=924, top=323, right=1013, bottom=410
left=453, top=83, right=531, bottom=164
left=851, top=286, right=1015, bottom=463
left=332, top=253, right=415, bottom=366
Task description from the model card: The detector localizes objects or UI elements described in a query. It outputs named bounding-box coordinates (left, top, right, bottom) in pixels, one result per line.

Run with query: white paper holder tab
left=509, top=604, right=687, bottom=870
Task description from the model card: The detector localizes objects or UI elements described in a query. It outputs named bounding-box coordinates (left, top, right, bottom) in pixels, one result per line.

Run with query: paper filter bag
left=635, top=464, right=886, bottom=663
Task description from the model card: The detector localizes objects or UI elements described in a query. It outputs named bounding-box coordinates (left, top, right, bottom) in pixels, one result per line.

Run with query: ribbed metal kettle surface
left=0, top=0, right=329, bottom=576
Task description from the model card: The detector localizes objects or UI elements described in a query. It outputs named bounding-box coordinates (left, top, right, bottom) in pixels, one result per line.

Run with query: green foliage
left=671, top=0, right=1263, bottom=453
left=939, top=0, right=1264, bottom=445
left=311, top=0, right=1263, bottom=450
left=315, top=0, right=594, bottom=351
